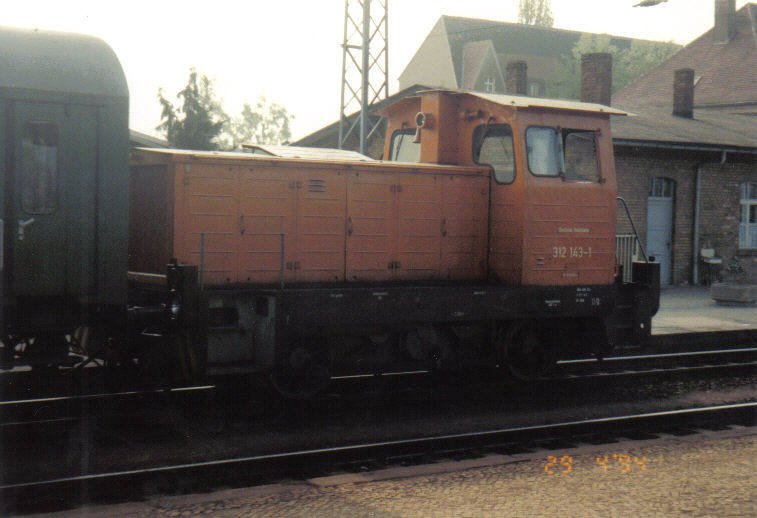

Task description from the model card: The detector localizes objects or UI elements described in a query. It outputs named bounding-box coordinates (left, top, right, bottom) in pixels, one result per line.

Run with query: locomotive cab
left=382, top=90, right=626, bottom=288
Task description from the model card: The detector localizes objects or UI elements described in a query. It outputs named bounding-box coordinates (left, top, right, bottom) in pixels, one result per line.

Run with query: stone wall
left=699, top=158, right=757, bottom=283
left=615, top=146, right=756, bottom=285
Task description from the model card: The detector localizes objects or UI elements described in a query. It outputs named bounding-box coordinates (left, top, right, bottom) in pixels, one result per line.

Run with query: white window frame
left=739, top=181, right=757, bottom=250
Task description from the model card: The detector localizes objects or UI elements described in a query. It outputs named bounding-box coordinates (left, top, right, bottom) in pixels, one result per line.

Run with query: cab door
left=11, top=102, right=98, bottom=298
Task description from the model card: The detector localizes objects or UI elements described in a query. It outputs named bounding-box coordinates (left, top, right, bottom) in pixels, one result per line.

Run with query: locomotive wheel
left=501, top=322, right=557, bottom=381
left=271, top=341, right=332, bottom=400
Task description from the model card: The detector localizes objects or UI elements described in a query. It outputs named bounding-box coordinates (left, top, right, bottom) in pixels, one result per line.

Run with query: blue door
left=647, top=178, right=675, bottom=285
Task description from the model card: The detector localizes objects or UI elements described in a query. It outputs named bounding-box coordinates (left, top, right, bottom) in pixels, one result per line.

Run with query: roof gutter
left=612, top=139, right=757, bottom=155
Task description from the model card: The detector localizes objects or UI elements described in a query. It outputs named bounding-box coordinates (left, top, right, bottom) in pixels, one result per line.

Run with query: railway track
left=556, top=346, right=757, bottom=378
left=0, top=384, right=216, bottom=443
left=1, top=346, right=754, bottom=429
left=1, top=402, right=754, bottom=514
left=0, top=344, right=753, bottom=513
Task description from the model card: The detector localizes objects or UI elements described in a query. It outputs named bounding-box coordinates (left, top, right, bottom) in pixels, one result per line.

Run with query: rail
left=1, top=402, right=753, bottom=514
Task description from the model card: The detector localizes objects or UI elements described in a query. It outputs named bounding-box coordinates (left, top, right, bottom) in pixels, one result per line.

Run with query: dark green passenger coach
left=0, top=26, right=129, bottom=362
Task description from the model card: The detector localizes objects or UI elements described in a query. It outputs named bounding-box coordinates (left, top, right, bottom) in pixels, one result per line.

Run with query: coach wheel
left=502, top=323, right=557, bottom=381
left=139, top=331, right=204, bottom=386
left=172, top=331, right=206, bottom=384
left=271, top=341, right=332, bottom=400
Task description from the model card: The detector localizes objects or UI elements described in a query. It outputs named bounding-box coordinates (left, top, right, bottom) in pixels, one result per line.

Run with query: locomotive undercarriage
left=1, top=262, right=658, bottom=400
left=267, top=317, right=608, bottom=398
left=203, top=268, right=657, bottom=398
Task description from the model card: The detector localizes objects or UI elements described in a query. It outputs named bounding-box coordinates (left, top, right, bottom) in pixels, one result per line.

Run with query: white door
left=647, top=178, right=675, bottom=285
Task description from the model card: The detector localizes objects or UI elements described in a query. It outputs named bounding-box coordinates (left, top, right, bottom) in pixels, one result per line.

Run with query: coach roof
left=0, top=25, right=127, bottom=99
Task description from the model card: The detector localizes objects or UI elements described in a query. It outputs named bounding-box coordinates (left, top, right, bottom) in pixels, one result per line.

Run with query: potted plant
left=710, top=255, right=756, bottom=306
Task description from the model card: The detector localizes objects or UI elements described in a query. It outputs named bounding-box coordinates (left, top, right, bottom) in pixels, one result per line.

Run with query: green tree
left=157, top=68, right=228, bottom=150
left=220, top=96, right=294, bottom=150
left=518, top=0, right=554, bottom=27
left=546, top=34, right=679, bottom=99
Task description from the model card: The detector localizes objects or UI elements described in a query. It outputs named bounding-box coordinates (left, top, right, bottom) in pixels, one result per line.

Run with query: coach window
left=563, top=130, right=599, bottom=181
left=473, top=123, right=515, bottom=184
left=526, top=126, right=562, bottom=176
left=21, top=122, right=59, bottom=214
left=389, top=129, right=420, bottom=162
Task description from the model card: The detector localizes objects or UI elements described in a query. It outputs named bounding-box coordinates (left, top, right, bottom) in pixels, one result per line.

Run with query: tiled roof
left=611, top=106, right=757, bottom=149
left=613, top=3, right=757, bottom=108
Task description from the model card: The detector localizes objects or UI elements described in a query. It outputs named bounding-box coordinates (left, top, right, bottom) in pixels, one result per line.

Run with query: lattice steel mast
left=338, top=0, right=389, bottom=153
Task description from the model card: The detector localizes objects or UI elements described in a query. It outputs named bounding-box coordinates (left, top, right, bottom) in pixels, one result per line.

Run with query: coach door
left=10, top=102, right=98, bottom=297
left=647, top=177, right=675, bottom=285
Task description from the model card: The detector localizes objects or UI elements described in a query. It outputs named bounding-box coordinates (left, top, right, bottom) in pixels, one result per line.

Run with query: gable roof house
left=398, top=15, right=664, bottom=97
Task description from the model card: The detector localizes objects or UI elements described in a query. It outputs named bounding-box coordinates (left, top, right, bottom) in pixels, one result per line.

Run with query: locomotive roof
left=241, top=144, right=375, bottom=162
left=131, top=147, right=486, bottom=173
left=0, top=26, right=127, bottom=99
left=404, top=89, right=630, bottom=116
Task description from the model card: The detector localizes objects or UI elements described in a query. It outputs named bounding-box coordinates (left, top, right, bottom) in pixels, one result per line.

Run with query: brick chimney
left=505, top=61, right=528, bottom=95
left=673, top=68, right=695, bottom=118
left=713, top=0, right=736, bottom=44
left=581, top=53, right=613, bottom=106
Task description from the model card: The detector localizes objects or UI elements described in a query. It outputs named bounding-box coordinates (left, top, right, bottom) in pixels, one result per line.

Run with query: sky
left=2, top=0, right=750, bottom=141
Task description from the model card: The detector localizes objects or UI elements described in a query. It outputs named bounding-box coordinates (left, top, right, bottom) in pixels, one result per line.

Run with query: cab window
left=526, top=126, right=562, bottom=176
left=21, top=122, right=59, bottom=214
left=389, top=129, right=420, bottom=162
left=473, top=124, right=515, bottom=184
left=563, top=131, right=599, bottom=181
left=527, top=126, right=600, bottom=182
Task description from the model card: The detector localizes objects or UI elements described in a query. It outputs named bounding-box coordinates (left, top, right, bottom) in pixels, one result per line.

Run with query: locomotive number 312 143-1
left=552, top=246, right=593, bottom=259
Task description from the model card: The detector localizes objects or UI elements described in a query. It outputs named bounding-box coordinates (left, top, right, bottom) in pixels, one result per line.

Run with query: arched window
left=649, top=177, right=675, bottom=198
left=740, top=182, right=757, bottom=250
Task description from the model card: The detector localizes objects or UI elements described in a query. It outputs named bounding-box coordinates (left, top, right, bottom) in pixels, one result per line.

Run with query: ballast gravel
left=59, top=429, right=755, bottom=518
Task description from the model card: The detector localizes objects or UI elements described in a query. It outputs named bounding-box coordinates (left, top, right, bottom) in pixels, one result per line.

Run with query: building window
left=649, top=177, right=675, bottom=198
left=740, top=181, right=757, bottom=249
left=483, top=78, right=496, bottom=93
left=473, top=124, right=515, bottom=184
left=21, top=121, right=59, bottom=214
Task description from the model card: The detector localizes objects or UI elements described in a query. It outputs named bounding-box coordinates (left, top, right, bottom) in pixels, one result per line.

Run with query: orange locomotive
left=130, top=90, right=659, bottom=397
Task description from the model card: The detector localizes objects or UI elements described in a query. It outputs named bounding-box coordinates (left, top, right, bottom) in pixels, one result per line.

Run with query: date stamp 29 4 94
left=544, top=454, right=648, bottom=476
